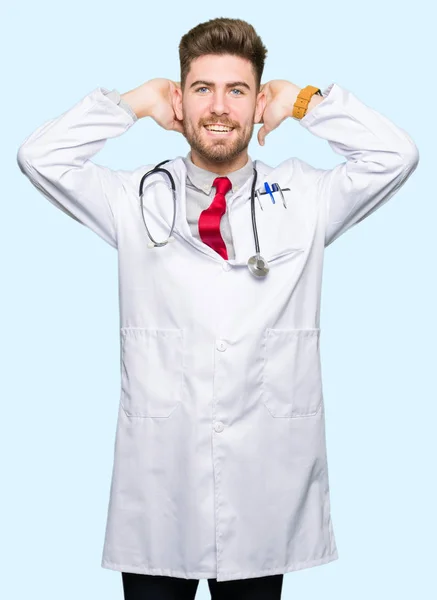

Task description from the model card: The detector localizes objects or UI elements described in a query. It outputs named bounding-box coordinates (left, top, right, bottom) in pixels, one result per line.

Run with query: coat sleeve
left=298, top=83, right=420, bottom=247
left=16, top=87, right=137, bottom=249
left=105, top=88, right=139, bottom=123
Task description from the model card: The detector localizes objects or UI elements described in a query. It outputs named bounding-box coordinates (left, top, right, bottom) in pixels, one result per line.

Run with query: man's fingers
left=257, top=125, right=267, bottom=146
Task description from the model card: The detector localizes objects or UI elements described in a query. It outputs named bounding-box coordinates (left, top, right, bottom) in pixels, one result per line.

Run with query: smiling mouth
left=203, top=125, right=235, bottom=135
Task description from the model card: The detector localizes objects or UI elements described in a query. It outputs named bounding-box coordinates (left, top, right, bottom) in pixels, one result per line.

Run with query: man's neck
left=189, top=150, right=249, bottom=175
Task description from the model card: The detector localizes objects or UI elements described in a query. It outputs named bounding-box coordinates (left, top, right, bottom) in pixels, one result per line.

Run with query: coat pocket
left=261, top=328, right=323, bottom=418
left=120, top=327, right=184, bottom=418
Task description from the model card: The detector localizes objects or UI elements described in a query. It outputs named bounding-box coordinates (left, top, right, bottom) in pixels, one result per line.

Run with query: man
left=17, top=16, right=419, bottom=600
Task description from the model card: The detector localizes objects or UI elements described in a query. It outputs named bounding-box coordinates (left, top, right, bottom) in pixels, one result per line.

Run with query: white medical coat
left=16, top=83, right=419, bottom=581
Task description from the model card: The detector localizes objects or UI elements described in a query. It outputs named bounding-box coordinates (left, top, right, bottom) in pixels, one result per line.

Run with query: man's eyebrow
left=189, top=80, right=251, bottom=91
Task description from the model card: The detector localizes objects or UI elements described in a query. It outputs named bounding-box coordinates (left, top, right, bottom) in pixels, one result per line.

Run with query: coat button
left=214, top=421, right=224, bottom=432
left=216, top=340, right=227, bottom=351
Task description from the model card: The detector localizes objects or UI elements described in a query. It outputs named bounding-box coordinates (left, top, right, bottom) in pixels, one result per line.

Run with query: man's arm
left=16, top=79, right=181, bottom=248
left=297, top=83, right=420, bottom=246
left=16, top=87, right=139, bottom=248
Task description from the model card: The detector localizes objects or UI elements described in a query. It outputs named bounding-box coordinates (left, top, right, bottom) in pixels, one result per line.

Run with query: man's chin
left=186, top=131, right=250, bottom=164
left=189, top=142, right=233, bottom=161
left=198, top=148, right=238, bottom=163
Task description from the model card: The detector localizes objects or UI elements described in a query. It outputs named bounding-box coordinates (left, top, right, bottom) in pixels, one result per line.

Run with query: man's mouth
left=203, top=124, right=235, bottom=135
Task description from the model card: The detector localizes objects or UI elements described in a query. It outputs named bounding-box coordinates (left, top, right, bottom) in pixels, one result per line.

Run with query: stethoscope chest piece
left=248, top=253, right=269, bottom=277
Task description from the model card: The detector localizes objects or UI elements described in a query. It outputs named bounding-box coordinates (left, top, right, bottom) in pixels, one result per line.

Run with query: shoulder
left=256, top=156, right=326, bottom=182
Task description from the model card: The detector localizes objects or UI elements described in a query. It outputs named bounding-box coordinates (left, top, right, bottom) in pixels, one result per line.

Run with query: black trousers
left=122, top=572, right=284, bottom=600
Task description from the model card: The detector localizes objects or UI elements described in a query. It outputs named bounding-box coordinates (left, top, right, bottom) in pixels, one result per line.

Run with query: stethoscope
left=139, top=159, right=277, bottom=278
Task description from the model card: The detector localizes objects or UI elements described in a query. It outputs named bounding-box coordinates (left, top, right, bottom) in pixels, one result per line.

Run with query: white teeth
left=205, top=125, right=233, bottom=132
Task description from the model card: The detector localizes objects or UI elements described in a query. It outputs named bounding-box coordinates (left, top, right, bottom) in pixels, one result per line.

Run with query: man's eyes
left=195, top=87, right=243, bottom=95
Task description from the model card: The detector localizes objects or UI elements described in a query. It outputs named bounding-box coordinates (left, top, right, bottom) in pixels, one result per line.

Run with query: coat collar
left=167, top=155, right=271, bottom=204
left=182, top=151, right=255, bottom=196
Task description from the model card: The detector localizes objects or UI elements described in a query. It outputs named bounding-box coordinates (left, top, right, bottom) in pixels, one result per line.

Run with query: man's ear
left=254, top=90, right=267, bottom=124
left=173, top=83, right=183, bottom=121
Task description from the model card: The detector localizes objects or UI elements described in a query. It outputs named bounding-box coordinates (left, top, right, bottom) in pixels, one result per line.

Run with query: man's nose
left=209, top=92, right=230, bottom=114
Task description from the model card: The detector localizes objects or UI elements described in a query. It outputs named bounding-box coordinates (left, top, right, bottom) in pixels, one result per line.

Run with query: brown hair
left=178, top=18, right=268, bottom=93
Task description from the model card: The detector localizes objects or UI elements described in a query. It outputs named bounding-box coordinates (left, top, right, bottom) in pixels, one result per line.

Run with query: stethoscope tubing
left=139, top=159, right=285, bottom=277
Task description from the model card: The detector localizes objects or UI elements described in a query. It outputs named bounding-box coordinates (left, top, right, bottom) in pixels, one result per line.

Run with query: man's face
left=174, top=54, right=265, bottom=165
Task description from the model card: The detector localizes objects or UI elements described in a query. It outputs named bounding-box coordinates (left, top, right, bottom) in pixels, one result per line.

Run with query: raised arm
left=16, top=79, right=184, bottom=249
left=297, top=83, right=420, bottom=247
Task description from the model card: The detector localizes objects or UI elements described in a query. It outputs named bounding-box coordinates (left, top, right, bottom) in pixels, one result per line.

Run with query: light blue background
left=3, top=1, right=434, bottom=599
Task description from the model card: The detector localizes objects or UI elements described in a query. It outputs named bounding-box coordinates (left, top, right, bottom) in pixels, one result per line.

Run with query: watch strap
left=292, top=85, right=323, bottom=120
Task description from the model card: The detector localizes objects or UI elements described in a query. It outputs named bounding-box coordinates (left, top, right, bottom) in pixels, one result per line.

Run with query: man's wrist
left=120, top=89, right=158, bottom=120
left=306, top=91, right=324, bottom=114
left=120, top=90, right=145, bottom=119
left=286, top=85, right=325, bottom=119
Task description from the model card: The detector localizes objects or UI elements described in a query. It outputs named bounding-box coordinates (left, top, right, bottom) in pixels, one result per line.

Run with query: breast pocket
left=120, top=327, right=185, bottom=418
left=261, top=328, right=323, bottom=418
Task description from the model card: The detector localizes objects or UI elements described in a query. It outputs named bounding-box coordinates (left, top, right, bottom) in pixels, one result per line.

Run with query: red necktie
left=198, top=176, right=232, bottom=260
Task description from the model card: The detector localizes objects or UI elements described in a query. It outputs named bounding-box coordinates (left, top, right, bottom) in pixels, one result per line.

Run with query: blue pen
left=272, top=183, right=287, bottom=208
left=264, top=182, right=275, bottom=204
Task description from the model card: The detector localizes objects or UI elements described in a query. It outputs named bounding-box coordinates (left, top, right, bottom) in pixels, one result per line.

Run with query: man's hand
left=256, top=80, right=302, bottom=146
left=121, top=79, right=185, bottom=134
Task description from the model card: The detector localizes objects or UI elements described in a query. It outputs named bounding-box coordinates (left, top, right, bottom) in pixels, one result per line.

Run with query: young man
left=17, top=16, right=419, bottom=600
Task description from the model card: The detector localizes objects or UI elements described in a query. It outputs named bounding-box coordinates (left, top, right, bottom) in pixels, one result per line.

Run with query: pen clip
left=271, top=183, right=287, bottom=208
left=264, top=182, right=275, bottom=204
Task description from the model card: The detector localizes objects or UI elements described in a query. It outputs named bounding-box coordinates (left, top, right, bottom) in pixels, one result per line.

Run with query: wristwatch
left=292, top=85, right=323, bottom=120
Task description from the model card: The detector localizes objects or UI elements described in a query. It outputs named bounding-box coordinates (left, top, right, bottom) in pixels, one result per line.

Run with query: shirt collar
left=182, top=151, right=254, bottom=195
